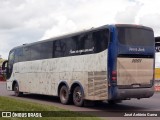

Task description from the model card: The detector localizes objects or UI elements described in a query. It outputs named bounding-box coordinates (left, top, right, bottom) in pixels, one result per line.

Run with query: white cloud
left=138, top=14, right=160, bottom=36
left=135, top=0, right=160, bottom=36
left=41, top=0, right=135, bottom=39
left=115, top=1, right=143, bottom=24
left=41, top=15, right=77, bottom=40
left=0, top=0, right=160, bottom=59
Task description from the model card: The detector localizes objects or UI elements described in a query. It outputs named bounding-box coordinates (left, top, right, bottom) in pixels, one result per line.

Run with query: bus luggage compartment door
left=117, top=57, right=154, bottom=88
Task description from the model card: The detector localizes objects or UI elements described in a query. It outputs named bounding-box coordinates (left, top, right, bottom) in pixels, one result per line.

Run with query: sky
left=0, top=0, right=160, bottom=59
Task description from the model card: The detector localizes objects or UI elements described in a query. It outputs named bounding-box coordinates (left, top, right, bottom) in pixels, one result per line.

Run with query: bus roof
left=115, top=24, right=153, bottom=31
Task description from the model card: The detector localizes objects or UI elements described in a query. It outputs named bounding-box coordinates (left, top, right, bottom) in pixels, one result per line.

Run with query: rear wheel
left=73, top=86, right=84, bottom=107
left=14, top=83, right=23, bottom=97
left=59, top=86, right=70, bottom=104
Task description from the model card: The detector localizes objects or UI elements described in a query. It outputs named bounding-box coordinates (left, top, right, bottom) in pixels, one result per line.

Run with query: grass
left=0, top=96, right=101, bottom=120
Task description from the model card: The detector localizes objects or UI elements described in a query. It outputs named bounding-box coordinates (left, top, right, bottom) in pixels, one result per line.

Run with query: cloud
left=0, top=27, right=44, bottom=58
left=0, top=0, right=160, bottom=59
left=138, top=13, right=160, bottom=36
left=40, top=0, right=133, bottom=39
left=115, top=1, right=143, bottom=23
left=41, top=15, right=77, bottom=40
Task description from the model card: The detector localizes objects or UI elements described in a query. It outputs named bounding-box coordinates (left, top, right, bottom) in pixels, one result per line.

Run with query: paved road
left=0, top=82, right=160, bottom=120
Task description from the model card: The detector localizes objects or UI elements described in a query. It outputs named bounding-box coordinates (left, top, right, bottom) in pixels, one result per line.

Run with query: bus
left=2, top=24, right=155, bottom=107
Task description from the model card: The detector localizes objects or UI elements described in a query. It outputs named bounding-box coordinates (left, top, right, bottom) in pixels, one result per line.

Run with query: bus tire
left=59, top=85, right=70, bottom=104
left=73, top=86, right=84, bottom=107
left=14, top=83, right=23, bottom=97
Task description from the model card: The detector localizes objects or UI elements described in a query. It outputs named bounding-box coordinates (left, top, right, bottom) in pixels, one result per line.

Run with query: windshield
left=117, top=27, right=154, bottom=46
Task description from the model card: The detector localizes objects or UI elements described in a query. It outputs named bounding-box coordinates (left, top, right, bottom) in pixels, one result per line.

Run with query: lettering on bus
left=129, top=47, right=145, bottom=52
left=132, top=59, right=142, bottom=63
left=69, top=47, right=94, bottom=54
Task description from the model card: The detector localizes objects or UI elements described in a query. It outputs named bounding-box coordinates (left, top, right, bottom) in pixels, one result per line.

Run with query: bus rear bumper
left=115, top=87, right=154, bottom=100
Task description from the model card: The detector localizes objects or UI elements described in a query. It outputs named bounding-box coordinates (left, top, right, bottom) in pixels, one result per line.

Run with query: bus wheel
left=73, top=86, right=84, bottom=107
left=59, top=86, right=70, bottom=104
left=14, top=83, right=23, bottom=97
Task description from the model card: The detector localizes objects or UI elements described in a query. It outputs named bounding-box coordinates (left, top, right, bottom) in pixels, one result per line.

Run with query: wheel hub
left=75, top=92, right=82, bottom=102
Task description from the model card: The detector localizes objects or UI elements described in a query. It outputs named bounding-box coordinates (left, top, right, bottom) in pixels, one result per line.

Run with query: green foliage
left=0, top=58, right=5, bottom=66
left=0, top=96, right=101, bottom=120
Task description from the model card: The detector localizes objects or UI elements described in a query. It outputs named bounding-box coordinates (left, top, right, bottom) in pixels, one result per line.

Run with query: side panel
left=8, top=50, right=108, bottom=100
left=87, top=71, right=108, bottom=100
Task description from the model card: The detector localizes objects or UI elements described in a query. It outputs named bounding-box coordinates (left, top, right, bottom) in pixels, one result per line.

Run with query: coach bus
left=2, top=24, right=155, bottom=106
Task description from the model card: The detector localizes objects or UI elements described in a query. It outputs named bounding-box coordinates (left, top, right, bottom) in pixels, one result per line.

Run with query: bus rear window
left=117, top=27, right=154, bottom=46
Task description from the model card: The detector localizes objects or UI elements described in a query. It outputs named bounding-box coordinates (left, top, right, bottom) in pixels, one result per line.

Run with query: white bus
left=2, top=24, right=155, bottom=107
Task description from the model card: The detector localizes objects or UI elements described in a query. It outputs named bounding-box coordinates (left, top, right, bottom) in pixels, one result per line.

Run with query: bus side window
left=9, top=50, right=15, bottom=65
left=41, top=41, right=53, bottom=59
left=73, top=32, right=94, bottom=55
left=8, top=50, right=15, bottom=78
left=71, top=35, right=79, bottom=55
left=84, top=32, right=94, bottom=54
left=24, top=47, right=31, bottom=61
left=64, top=37, right=76, bottom=56
left=53, top=40, right=66, bottom=58
left=14, top=48, right=24, bottom=63
left=77, top=34, right=86, bottom=51
left=93, top=29, right=109, bottom=53
left=18, top=48, right=24, bottom=62
left=30, top=44, right=41, bottom=60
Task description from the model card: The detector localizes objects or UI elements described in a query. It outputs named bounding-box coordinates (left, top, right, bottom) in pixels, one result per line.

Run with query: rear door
left=117, top=57, right=154, bottom=88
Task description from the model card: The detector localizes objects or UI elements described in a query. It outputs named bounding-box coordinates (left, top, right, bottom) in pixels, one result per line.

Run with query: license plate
left=132, top=84, right=140, bottom=88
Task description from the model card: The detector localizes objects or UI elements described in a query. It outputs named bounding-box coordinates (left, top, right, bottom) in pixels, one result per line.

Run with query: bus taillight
left=112, top=71, right=117, bottom=81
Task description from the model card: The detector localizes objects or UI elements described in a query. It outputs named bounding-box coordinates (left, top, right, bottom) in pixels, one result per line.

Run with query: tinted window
left=18, top=47, right=24, bottom=62
left=13, top=48, right=24, bottom=62
left=118, top=27, right=154, bottom=46
left=92, top=29, right=109, bottom=53
left=53, top=40, right=66, bottom=58
left=9, top=28, right=109, bottom=62
left=30, top=44, right=41, bottom=60
left=23, top=47, right=31, bottom=61
left=83, top=33, right=94, bottom=54
left=30, top=42, right=53, bottom=60
left=67, top=29, right=109, bottom=56
left=41, top=41, right=53, bottom=59
left=65, top=38, right=76, bottom=56
left=76, top=33, right=94, bottom=55
left=14, top=49, right=19, bottom=63
left=8, top=50, right=15, bottom=78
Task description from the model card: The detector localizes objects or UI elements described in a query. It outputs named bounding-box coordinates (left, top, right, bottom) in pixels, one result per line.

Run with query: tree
left=0, top=58, right=5, bottom=66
